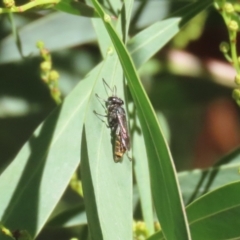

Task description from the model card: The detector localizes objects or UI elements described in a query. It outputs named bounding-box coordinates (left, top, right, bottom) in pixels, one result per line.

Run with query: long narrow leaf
left=55, top=0, right=98, bottom=17
left=148, top=181, right=240, bottom=240
left=91, top=0, right=192, bottom=239
left=129, top=1, right=212, bottom=235
left=133, top=115, right=154, bottom=235
left=82, top=55, right=132, bottom=240
left=187, top=181, right=240, bottom=240
left=128, top=0, right=212, bottom=69
left=0, top=64, right=101, bottom=237
left=80, top=2, right=134, bottom=238
left=179, top=148, right=240, bottom=204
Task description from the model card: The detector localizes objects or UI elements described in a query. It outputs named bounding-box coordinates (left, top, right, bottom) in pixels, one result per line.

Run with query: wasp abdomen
left=114, top=135, right=126, bottom=162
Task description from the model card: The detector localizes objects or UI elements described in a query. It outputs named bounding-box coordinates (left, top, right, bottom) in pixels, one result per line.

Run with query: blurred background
left=0, top=1, right=239, bottom=173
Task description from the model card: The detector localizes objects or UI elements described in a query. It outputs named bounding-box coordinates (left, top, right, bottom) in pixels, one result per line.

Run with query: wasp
left=94, top=79, right=131, bottom=162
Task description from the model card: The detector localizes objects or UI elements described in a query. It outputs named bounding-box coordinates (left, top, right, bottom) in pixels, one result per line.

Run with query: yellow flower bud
left=36, top=41, right=44, bottom=50
left=219, top=42, right=230, bottom=53
left=228, top=20, right=239, bottom=31
left=232, top=88, right=240, bottom=100
left=134, top=221, right=148, bottom=238
left=49, top=70, right=59, bottom=81
left=104, top=14, right=111, bottom=23
left=224, top=3, right=235, bottom=13
left=3, top=0, right=15, bottom=8
left=40, top=61, right=51, bottom=72
left=235, top=75, right=240, bottom=85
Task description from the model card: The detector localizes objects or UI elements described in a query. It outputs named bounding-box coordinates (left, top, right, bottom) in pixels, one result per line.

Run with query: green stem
left=0, top=0, right=59, bottom=13
left=218, top=1, right=240, bottom=74
left=229, top=30, right=240, bottom=74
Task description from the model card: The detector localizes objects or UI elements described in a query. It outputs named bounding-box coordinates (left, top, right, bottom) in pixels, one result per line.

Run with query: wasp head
left=107, top=96, right=124, bottom=106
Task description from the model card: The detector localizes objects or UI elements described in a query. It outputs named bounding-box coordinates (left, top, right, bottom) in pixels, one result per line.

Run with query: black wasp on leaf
left=94, top=79, right=131, bottom=162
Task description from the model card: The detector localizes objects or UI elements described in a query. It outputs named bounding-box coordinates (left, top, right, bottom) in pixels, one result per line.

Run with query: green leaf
left=91, top=0, right=193, bottom=239
left=130, top=1, right=211, bottom=236
left=0, top=12, right=96, bottom=64
left=148, top=148, right=240, bottom=240
left=47, top=204, right=87, bottom=227
left=128, top=0, right=213, bottom=68
left=0, top=64, right=101, bottom=237
left=55, top=0, right=98, bottom=17
left=179, top=148, right=240, bottom=204
left=147, top=231, right=164, bottom=240
left=80, top=2, right=134, bottom=238
left=81, top=55, right=133, bottom=240
left=133, top=115, right=154, bottom=235
left=187, top=181, right=240, bottom=240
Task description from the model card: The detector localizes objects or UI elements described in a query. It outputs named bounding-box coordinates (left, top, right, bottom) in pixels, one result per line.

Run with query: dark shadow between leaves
left=1, top=105, right=62, bottom=238
left=80, top=125, right=103, bottom=240
left=187, top=147, right=240, bottom=204
left=46, top=202, right=86, bottom=227
left=71, top=1, right=98, bottom=17
left=172, top=0, right=212, bottom=29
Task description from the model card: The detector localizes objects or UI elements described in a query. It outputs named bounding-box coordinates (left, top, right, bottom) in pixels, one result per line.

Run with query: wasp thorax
left=108, top=96, right=124, bottom=105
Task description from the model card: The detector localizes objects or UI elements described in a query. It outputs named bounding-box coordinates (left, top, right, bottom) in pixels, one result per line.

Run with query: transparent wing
left=117, top=109, right=130, bottom=150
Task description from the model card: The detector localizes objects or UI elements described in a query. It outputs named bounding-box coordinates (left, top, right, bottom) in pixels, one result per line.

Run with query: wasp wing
left=116, top=108, right=130, bottom=150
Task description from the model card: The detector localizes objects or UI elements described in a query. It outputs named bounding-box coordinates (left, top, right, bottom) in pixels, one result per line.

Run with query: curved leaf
left=129, top=0, right=213, bottom=68
left=0, top=12, right=96, bottom=64
left=81, top=55, right=132, bottom=240
left=80, top=2, right=135, bottom=239
left=179, top=148, right=240, bottom=204
left=55, top=0, right=98, bottom=17
left=91, top=0, right=193, bottom=239
left=47, top=204, right=87, bottom=227
left=187, top=181, right=240, bottom=240
left=0, top=64, right=100, bottom=237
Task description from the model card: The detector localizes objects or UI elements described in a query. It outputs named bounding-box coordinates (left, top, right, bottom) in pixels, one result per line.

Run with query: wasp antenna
left=113, top=85, right=117, bottom=97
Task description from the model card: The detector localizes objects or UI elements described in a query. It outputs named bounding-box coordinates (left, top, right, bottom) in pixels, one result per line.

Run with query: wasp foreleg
left=93, top=110, right=110, bottom=128
left=95, top=93, right=108, bottom=110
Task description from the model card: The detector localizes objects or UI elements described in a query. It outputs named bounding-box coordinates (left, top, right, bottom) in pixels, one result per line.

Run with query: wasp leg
left=93, top=110, right=110, bottom=128
left=95, top=93, right=107, bottom=110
